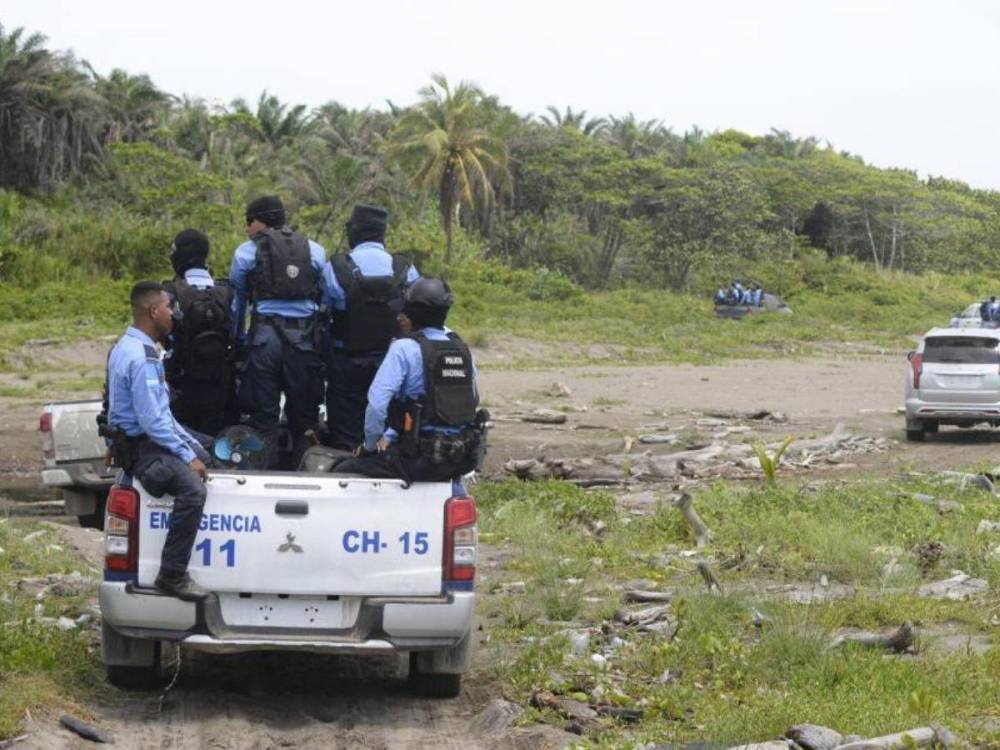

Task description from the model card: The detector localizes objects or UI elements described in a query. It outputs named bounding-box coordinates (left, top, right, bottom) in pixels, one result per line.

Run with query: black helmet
left=405, top=277, right=454, bottom=309
left=403, top=277, right=453, bottom=329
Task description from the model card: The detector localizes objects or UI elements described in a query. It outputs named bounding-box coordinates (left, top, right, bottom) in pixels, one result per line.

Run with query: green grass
left=474, top=478, right=1000, bottom=746
left=0, top=521, right=101, bottom=739
left=0, top=254, right=991, bottom=376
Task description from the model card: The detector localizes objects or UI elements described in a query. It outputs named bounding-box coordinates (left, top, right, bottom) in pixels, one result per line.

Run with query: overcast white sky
left=6, top=0, right=1000, bottom=188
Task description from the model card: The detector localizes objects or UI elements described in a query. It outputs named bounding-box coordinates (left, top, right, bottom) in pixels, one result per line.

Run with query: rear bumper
left=99, top=581, right=474, bottom=652
left=41, top=460, right=115, bottom=489
left=905, top=397, right=1000, bottom=422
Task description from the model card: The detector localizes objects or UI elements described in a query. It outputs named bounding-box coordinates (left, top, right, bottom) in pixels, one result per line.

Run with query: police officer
left=333, top=277, right=484, bottom=482
left=106, top=281, right=212, bottom=600
left=230, top=196, right=331, bottom=468
left=322, top=204, right=419, bottom=449
left=164, top=229, right=235, bottom=435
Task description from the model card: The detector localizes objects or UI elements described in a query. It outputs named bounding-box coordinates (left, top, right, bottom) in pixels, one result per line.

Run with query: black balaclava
left=170, top=229, right=210, bottom=276
left=345, top=203, right=388, bottom=249
left=404, top=303, right=448, bottom=330
left=245, top=195, right=286, bottom=228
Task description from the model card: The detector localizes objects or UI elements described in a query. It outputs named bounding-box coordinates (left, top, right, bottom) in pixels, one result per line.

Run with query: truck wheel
left=78, top=491, right=107, bottom=530
left=924, top=421, right=939, bottom=434
left=408, top=662, right=462, bottom=699
left=906, top=428, right=925, bottom=442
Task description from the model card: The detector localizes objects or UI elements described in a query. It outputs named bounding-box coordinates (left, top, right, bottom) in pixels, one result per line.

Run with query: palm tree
left=539, top=106, right=606, bottom=136
left=232, top=91, right=313, bottom=147
left=763, top=128, right=819, bottom=159
left=87, top=65, right=170, bottom=143
left=391, top=74, right=511, bottom=264
left=603, top=113, right=670, bottom=158
left=0, top=24, right=105, bottom=189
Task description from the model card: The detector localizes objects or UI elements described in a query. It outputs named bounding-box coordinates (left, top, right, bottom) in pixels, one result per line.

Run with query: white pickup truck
left=39, top=399, right=115, bottom=528
left=99, top=471, right=478, bottom=697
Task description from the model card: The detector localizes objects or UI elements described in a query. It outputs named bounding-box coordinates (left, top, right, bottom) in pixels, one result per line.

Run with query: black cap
left=170, top=229, right=210, bottom=276
left=245, top=195, right=286, bottom=228
left=345, top=203, right=388, bottom=248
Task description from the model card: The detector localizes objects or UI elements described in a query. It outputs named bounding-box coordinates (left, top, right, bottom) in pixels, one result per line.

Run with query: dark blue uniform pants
left=333, top=447, right=467, bottom=483
left=132, top=430, right=212, bottom=580
left=238, top=320, right=324, bottom=468
left=325, top=350, right=383, bottom=450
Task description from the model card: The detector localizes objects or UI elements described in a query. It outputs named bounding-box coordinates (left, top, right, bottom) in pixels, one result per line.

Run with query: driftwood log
left=833, top=724, right=956, bottom=749
left=697, top=561, right=724, bottom=594
left=623, top=588, right=674, bottom=603
left=829, top=622, right=915, bottom=653
left=677, top=493, right=713, bottom=547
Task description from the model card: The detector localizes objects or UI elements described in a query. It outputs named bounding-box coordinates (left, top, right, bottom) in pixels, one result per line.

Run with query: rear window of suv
left=923, top=336, right=1000, bottom=364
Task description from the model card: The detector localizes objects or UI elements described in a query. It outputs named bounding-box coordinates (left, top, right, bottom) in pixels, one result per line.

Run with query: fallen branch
left=833, top=724, right=956, bottom=749
left=697, top=561, right=724, bottom=594
left=829, top=622, right=914, bottom=653
left=677, top=493, right=713, bottom=547
left=530, top=689, right=602, bottom=732
left=623, top=589, right=674, bottom=603
left=0, top=735, right=28, bottom=749
left=614, top=604, right=671, bottom=626
left=59, top=715, right=113, bottom=744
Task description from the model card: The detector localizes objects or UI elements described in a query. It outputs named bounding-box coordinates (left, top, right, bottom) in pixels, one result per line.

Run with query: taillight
left=911, top=352, right=923, bottom=390
left=39, top=411, right=54, bottom=460
left=443, top=496, right=477, bottom=586
left=105, top=486, right=139, bottom=573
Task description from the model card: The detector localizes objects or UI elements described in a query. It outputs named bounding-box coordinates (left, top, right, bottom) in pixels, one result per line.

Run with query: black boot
left=154, top=572, right=209, bottom=601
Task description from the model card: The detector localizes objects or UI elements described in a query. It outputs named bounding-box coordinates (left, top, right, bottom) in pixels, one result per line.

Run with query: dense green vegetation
left=3, top=21, right=999, bottom=307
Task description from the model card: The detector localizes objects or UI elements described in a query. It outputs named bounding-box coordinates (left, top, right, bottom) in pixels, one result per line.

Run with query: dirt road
left=3, top=345, right=997, bottom=749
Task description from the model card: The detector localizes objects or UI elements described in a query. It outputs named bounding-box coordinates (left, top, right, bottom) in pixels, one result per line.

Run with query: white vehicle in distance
left=905, top=327, right=1000, bottom=441
left=948, top=303, right=984, bottom=329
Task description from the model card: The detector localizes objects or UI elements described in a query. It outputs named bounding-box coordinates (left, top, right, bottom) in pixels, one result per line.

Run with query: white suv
left=905, top=327, right=1000, bottom=441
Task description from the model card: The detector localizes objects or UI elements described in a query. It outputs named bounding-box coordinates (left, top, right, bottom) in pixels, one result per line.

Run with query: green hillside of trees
left=2, top=22, right=999, bottom=328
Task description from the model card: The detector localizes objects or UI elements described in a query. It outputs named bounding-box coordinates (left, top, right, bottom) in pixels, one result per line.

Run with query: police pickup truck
left=39, top=399, right=115, bottom=529
left=100, top=470, right=477, bottom=697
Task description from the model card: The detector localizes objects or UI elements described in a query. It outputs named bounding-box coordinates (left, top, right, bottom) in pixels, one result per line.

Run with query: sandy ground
left=2, top=341, right=998, bottom=749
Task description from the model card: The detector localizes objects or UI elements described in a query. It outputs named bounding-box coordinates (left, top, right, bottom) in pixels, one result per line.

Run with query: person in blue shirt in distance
left=106, top=281, right=212, bottom=601
left=229, top=196, right=331, bottom=467
left=322, top=204, right=420, bottom=449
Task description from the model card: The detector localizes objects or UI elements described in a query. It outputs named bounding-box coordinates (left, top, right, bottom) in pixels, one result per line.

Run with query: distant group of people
left=980, top=296, right=999, bottom=323
left=714, top=280, right=765, bottom=307
left=100, top=196, right=486, bottom=600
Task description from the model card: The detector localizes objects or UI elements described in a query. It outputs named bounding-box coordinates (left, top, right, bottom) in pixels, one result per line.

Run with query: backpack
left=330, top=253, right=411, bottom=353
left=165, top=279, right=234, bottom=382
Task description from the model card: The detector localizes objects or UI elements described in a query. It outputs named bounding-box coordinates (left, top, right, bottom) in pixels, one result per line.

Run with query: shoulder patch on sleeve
left=143, top=344, right=159, bottom=360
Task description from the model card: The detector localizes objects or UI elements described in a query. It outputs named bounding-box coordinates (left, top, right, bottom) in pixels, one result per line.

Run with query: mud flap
left=412, top=629, right=473, bottom=675
left=102, top=620, right=157, bottom=667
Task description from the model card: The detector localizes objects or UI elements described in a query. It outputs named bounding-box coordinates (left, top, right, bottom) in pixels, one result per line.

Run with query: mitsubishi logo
left=277, top=532, right=303, bottom=554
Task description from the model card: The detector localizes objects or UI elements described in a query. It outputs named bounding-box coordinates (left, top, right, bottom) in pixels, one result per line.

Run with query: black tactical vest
left=414, top=331, right=478, bottom=427
left=330, top=253, right=411, bottom=353
left=249, top=226, right=319, bottom=302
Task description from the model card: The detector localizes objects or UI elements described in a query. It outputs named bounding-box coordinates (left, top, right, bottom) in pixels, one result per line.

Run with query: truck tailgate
left=46, top=400, right=105, bottom=463
left=137, top=473, right=453, bottom=597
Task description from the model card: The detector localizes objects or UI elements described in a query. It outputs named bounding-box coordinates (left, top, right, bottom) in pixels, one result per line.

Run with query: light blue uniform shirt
left=183, top=268, right=214, bottom=289
left=363, top=327, right=478, bottom=451
left=229, top=236, right=330, bottom=340
left=107, top=327, right=200, bottom=464
left=321, top=242, right=420, bottom=312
